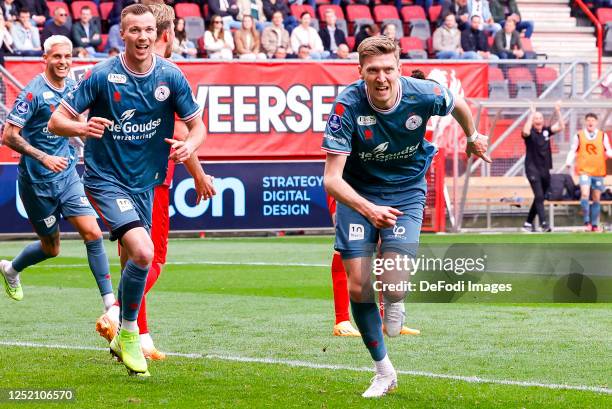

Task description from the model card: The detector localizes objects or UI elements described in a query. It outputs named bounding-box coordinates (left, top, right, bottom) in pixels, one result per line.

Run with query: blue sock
left=351, top=301, right=387, bottom=361
left=11, top=241, right=54, bottom=272
left=580, top=199, right=590, bottom=224
left=85, top=238, right=113, bottom=296
left=120, top=260, right=149, bottom=321
left=590, top=201, right=601, bottom=226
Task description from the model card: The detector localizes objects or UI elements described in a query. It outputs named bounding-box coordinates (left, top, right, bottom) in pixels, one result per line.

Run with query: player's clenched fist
left=368, top=205, right=403, bottom=229
left=85, top=117, right=112, bottom=138
left=165, top=138, right=195, bottom=163
left=466, top=133, right=492, bottom=163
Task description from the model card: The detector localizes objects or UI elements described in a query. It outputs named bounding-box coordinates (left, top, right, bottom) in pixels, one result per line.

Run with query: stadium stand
left=507, top=67, right=537, bottom=99
left=175, top=3, right=202, bottom=19
left=71, top=1, right=100, bottom=19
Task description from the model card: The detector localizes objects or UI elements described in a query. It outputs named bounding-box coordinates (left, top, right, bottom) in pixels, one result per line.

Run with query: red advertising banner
left=4, top=60, right=487, bottom=160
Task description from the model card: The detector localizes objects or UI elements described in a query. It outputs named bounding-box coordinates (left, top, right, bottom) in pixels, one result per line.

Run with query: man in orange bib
left=565, top=113, right=612, bottom=231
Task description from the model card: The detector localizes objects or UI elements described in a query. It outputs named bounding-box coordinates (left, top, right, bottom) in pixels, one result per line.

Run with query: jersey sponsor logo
left=327, top=114, right=342, bottom=132
left=359, top=142, right=420, bottom=162
left=324, top=133, right=347, bottom=145
left=42, top=91, right=54, bottom=100
left=405, top=114, right=423, bottom=130
left=348, top=223, right=365, bottom=241
left=154, top=85, right=170, bottom=101
left=357, top=116, right=376, bottom=126
left=15, top=101, right=29, bottom=115
left=108, top=73, right=127, bottom=84
left=393, top=224, right=406, bottom=240
left=116, top=198, right=134, bottom=213
left=43, top=215, right=57, bottom=228
left=106, top=109, right=162, bottom=141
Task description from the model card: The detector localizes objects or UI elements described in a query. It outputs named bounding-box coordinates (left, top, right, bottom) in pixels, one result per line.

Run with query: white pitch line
left=0, top=341, right=610, bottom=395
left=36, top=260, right=328, bottom=268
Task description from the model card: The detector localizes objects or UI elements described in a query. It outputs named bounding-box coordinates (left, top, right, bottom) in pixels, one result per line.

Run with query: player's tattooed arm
left=324, top=153, right=402, bottom=229
left=2, top=123, right=68, bottom=172
left=451, top=96, right=492, bottom=163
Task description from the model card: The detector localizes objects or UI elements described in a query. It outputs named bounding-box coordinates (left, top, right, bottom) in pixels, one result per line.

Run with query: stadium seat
left=346, top=5, right=373, bottom=22
left=71, top=1, right=99, bottom=19
left=352, top=18, right=375, bottom=36
left=48, top=2, right=70, bottom=19
left=203, top=4, right=209, bottom=19
left=100, top=2, right=113, bottom=21
left=488, top=67, right=509, bottom=99
left=605, top=26, right=612, bottom=54
left=400, top=36, right=427, bottom=59
left=596, top=8, right=612, bottom=25
left=535, top=67, right=563, bottom=98
left=336, top=19, right=349, bottom=37
left=373, top=5, right=400, bottom=23
left=520, top=37, right=538, bottom=59
left=507, top=67, right=537, bottom=99
left=175, top=3, right=201, bottom=18
left=428, top=5, right=442, bottom=24
left=291, top=4, right=315, bottom=18
left=400, top=6, right=427, bottom=22
left=346, top=36, right=355, bottom=51
left=318, top=5, right=344, bottom=21
left=184, top=17, right=205, bottom=43
left=97, top=33, right=108, bottom=53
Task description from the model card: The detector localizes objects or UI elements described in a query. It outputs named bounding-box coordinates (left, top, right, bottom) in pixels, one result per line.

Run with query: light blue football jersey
left=7, top=74, right=77, bottom=183
left=321, top=76, right=454, bottom=194
left=61, top=54, right=201, bottom=193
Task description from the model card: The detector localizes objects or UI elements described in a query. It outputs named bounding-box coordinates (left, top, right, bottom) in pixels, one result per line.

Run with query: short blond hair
left=357, top=35, right=400, bottom=65
left=143, top=0, right=175, bottom=37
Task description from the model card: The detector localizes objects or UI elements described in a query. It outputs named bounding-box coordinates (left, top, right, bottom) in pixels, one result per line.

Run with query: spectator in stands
left=334, top=43, right=352, bottom=59
left=0, top=12, right=13, bottom=64
left=354, top=23, right=379, bottom=51
left=10, top=9, right=41, bottom=56
left=261, top=10, right=291, bottom=58
left=382, top=23, right=400, bottom=48
left=237, top=0, right=268, bottom=31
left=290, top=11, right=328, bottom=59
left=490, top=0, right=534, bottom=38
left=565, top=113, right=612, bottom=232
left=109, top=0, right=137, bottom=27
left=108, top=47, right=120, bottom=57
left=72, top=6, right=102, bottom=57
left=273, top=45, right=287, bottom=58
left=467, top=0, right=501, bottom=35
left=521, top=101, right=564, bottom=232
left=15, top=0, right=47, bottom=26
left=491, top=16, right=525, bottom=59
left=208, top=0, right=241, bottom=31
left=319, top=8, right=346, bottom=57
left=461, top=15, right=498, bottom=60
left=297, top=44, right=311, bottom=59
left=439, top=0, right=470, bottom=30
left=73, top=46, right=91, bottom=59
left=262, top=0, right=288, bottom=21
left=234, top=14, right=267, bottom=59
left=204, top=14, right=235, bottom=59
left=41, top=7, right=70, bottom=45
left=0, top=0, right=19, bottom=28
left=433, top=13, right=464, bottom=59
left=173, top=17, right=198, bottom=59
left=107, top=24, right=125, bottom=52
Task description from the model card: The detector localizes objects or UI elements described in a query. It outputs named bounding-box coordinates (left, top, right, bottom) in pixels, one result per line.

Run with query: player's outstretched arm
left=522, top=102, right=536, bottom=138
left=165, top=117, right=205, bottom=164
left=323, top=153, right=402, bottom=229
left=550, top=100, right=565, bottom=134
left=2, top=122, right=68, bottom=172
left=48, top=106, right=111, bottom=139
left=451, top=96, right=492, bottom=163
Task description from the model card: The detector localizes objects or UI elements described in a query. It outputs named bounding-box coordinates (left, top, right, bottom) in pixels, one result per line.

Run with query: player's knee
left=41, top=241, right=60, bottom=258
left=82, top=229, right=102, bottom=242
left=130, top=243, right=154, bottom=268
left=384, top=290, right=407, bottom=303
left=349, top=282, right=374, bottom=303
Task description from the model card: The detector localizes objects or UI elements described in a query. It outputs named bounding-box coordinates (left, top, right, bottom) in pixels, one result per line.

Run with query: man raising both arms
left=1, top=35, right=115, bottom=313
left=322, top=36, right=490, bottom=397
left=49, top=4, right=205, bottom=376
left=95, top=0, right=216, bottom=362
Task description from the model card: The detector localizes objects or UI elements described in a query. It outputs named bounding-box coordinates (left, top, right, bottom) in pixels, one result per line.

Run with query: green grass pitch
left=0, top=234, right=610, bottom=408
